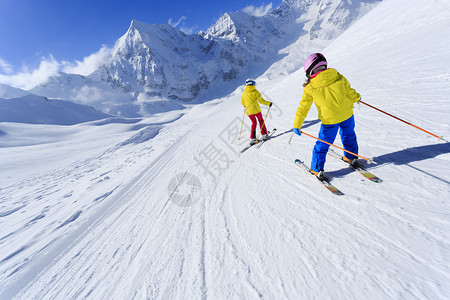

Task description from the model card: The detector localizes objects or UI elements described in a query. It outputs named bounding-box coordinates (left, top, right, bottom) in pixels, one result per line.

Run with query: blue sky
left=0, top=0, right=281, bottom=88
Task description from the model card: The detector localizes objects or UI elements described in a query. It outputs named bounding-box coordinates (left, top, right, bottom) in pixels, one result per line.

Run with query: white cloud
left=0, top=57, right=14, bottom=74
left=0, top=46, right=112, bottom=90
left=0, top=56, right=60, bottom=90
left=243, top=3, right=273, bottom=17
left=169, top=16, right=187, bottom=28
left=63, top=45, right=112, bottom=76
left=69, top=85, right=109, bottom=105
left=168, top=16, right=196, bottom=35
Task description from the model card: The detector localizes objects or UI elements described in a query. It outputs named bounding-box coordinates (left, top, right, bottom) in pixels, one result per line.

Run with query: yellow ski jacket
left=241, top=85, right=272, bottom=115
left=294, top=69, right=361, bottom=128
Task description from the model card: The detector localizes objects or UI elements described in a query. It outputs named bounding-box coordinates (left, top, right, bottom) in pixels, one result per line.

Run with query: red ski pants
left=248, top=112, right=267, bottom=138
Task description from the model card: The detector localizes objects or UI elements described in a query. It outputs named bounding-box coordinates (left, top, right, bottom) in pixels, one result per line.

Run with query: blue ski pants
left=311, top=115, right=358, bottom=172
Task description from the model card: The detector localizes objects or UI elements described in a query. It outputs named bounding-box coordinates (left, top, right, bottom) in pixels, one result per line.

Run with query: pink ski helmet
left=304, top=53, right=327, bottom=77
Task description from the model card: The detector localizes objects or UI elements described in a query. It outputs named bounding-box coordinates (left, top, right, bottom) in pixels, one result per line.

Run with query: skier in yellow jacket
left=293, top=53, right=361, bottom=180
left=241, top=78, right=273, bottom=145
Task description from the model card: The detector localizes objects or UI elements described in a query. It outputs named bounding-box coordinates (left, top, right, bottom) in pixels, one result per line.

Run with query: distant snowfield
left=1, top=0, right=450, bottom=299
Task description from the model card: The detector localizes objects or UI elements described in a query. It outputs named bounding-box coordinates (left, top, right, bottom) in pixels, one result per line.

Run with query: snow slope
left=1, top=0, right=450, bottom=299
left=0, top=94, right=112, bottom=125
left=0, top=84, right=30, bottom=99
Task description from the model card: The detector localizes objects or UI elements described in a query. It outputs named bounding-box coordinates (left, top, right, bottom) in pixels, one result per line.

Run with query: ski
left=295, top=159, right=344, bottom=196
left=327, top=148, right=382, bottom=183
left=240, top=142, right=257, bottom=153
left=240, top=129, right=276, bottom=153
left=256, top=128, right=277, bottom=148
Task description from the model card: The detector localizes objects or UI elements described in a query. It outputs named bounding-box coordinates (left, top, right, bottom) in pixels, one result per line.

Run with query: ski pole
left=360, top=100, right=446, bottom=141
left=238, top=109, right=246, bottom=140
left=301, top=130, right=374, bottom=164
left=257, top=106, right=271, bottom=140
left=288, top=131, right=294, bottom=144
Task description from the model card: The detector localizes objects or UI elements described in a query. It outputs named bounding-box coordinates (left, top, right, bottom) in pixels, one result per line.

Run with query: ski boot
left=343, top=156, right=363, bottom=168
left=310, top=169, right=327, bottom=181
left=249, top=138, right=258, bottom=145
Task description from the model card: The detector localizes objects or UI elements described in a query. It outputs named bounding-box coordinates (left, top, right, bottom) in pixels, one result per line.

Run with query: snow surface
left=0, top=84, right=30, bottom=99
left=0, top=94, right=112, bottom=125
left=1, top=0, right=450, bottom=299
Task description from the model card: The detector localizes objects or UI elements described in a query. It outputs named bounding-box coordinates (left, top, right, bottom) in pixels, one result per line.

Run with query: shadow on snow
left=328, top=142, right=450, bottom=184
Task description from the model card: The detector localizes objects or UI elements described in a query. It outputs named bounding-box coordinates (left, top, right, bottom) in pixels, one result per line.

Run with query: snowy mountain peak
left=206, top=13, right=239, bottom=42
left=129, top=19, right=151, bottom=31
left=31, top=0, right=381, bottom=117
left=270, top=0, right=381, bottom=40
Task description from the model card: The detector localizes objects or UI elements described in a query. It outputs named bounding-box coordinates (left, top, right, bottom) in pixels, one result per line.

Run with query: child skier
left=293, top=53, right=361, bottom=181
left=241, top=78, right=273, bottom=145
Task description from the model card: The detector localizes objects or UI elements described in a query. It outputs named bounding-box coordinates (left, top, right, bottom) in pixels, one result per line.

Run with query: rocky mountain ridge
left=30, top=0, right=381, bottom=117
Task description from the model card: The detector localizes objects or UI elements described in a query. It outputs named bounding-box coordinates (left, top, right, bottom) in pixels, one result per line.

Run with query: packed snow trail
left=1, top=0, right=450, bottom=299
left=3, top=86, right=449, bottom=299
